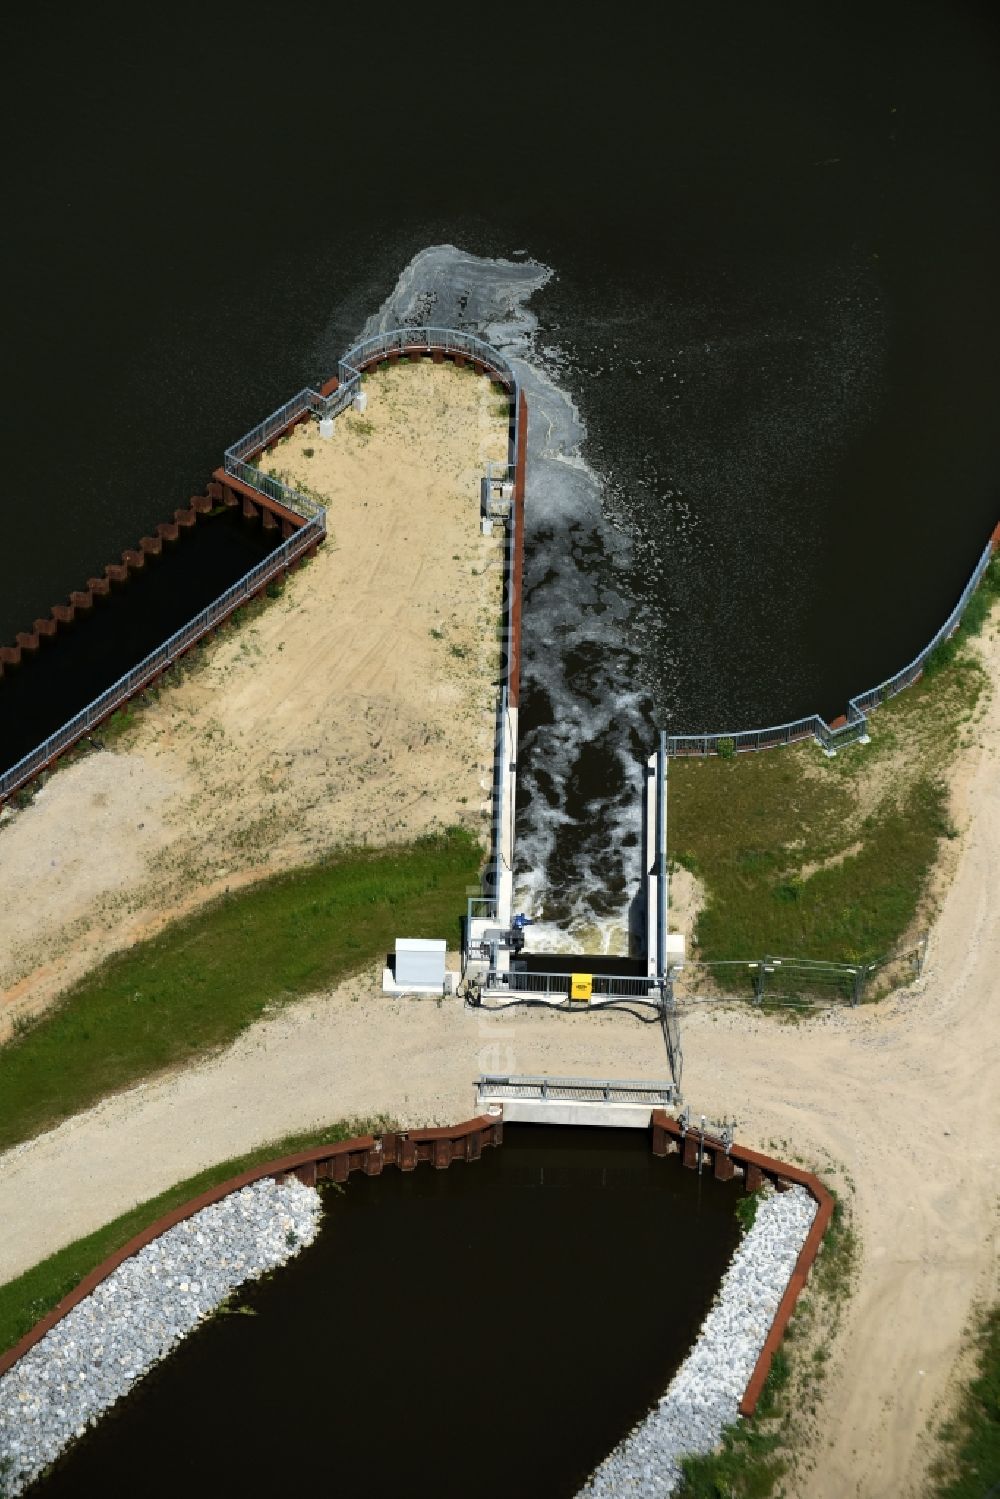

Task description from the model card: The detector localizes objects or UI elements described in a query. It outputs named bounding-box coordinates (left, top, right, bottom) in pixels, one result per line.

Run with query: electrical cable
left=467, top=994, right=663, bottom=1025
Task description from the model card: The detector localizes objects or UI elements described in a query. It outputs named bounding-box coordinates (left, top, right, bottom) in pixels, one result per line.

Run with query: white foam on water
left=359, top=246, right=656, bottom=946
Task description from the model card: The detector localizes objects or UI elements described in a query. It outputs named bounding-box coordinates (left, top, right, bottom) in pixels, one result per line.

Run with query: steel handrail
left=668, top=533, right=995, bottom=757
left=0, top=519, right=322, bottom=799
left=223, top=327, right=519, bottom=532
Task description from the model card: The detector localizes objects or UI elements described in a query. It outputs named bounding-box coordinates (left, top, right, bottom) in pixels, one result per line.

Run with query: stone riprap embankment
left=579, top=1184, right=818, bottom=1498
left=0, top=1177, right=321, bottom=1495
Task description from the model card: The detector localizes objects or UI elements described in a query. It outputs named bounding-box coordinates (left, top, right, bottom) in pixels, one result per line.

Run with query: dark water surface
left=0, top=512, right=278, bottom=773
left=33, top=1127, right=742, bottom=1499
left=3, top=5, right=998, bottom=918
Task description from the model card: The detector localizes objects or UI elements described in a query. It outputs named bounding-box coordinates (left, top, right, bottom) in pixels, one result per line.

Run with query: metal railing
left=672, top=935, right=928, bottom=1007
left=336, top=327, right=517, bottom=397
left=0, top=518, right=322, bottom=800
left=486, top=969, right=658, bottom=1000
left=224, top=326, right=519, bottom=532
left=224, top=458, right=326, bottom=522
left=668, top=533, right=996, bottom=757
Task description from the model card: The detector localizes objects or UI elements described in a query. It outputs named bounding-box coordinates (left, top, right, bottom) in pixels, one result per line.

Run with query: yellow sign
left=570, top=973, right=593, bottom=1002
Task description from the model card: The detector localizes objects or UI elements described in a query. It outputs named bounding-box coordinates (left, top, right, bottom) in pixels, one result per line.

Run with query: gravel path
left=0, top=1177, right=320, bottom=1496
left=579, top=1185, right=818, bottom=1497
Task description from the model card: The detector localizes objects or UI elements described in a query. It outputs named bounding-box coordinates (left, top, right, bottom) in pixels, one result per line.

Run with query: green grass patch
left=96, top=705, right=138, bottom=744
left=735, top=1187, right=764, bottom=1234
left=676, top=1349, right=791, bottom=1498
left=673, top=764, right=949, bottom=962
left=0, top=1115, right=393, bottom=1359
left=670, top=589, right=995, bottom=968
left=0, top=828, right=480, bottom=1152
left=930, top=1302, right=1000, bottom=1498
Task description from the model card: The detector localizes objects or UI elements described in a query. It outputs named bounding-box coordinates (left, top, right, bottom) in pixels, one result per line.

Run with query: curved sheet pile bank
left=0, top=1178, right=321, bottom=1495
left=579, top=1184, right=818, bottom=1498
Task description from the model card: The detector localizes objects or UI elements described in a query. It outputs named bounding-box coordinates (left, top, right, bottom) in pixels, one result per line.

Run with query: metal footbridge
left=476, top=1075, right=679, bottom=1128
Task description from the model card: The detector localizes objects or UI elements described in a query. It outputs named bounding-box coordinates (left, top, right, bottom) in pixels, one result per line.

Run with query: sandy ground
left=0, top=993, right=665, bottom=1281
left=0, top=363, right=508, bottom=1035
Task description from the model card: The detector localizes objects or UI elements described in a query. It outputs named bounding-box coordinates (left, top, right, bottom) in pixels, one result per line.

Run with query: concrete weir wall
left=467, top=378, right=527, bottom=958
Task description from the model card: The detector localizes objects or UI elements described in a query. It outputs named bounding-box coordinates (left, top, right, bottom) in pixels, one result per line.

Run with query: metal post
left=657, top=729, right=668, bottom=983
left=753, top=962, right=765, bottom=1005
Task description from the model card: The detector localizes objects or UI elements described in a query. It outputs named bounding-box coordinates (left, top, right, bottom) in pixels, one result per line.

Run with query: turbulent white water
left=359, top=246, right=652, bottom=951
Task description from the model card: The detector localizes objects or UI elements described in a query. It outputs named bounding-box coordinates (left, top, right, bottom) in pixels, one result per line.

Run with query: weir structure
left=0, top=336, right=863, bottom=1450
left=466, top=508, right=999, bottom=1102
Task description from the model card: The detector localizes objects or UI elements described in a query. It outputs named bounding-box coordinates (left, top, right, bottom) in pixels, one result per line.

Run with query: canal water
left=32, top=1128, right=742, bottom=1498
left=3, top=5, right=998, bottom=928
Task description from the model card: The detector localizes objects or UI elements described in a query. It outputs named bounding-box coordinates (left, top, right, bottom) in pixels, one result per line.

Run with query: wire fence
left=481, top=937, right=927, bottom=1008
left=672, top=934, right=928, bottom=1007
left=668, top=534, right=996, bottom=757
left=0, top=518, right=323, bottom=802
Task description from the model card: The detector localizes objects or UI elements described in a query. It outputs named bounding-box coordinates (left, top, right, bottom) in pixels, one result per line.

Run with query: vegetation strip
left=929, top=1302, right=1000, bottom=1499
left=0, top=828, right=480, bottom=1152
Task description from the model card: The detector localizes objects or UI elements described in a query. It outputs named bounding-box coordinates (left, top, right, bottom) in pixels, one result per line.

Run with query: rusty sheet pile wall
left=0, top=1116, right=502, bottom=1380
left=651, top=1109, right=834, bottom=1417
